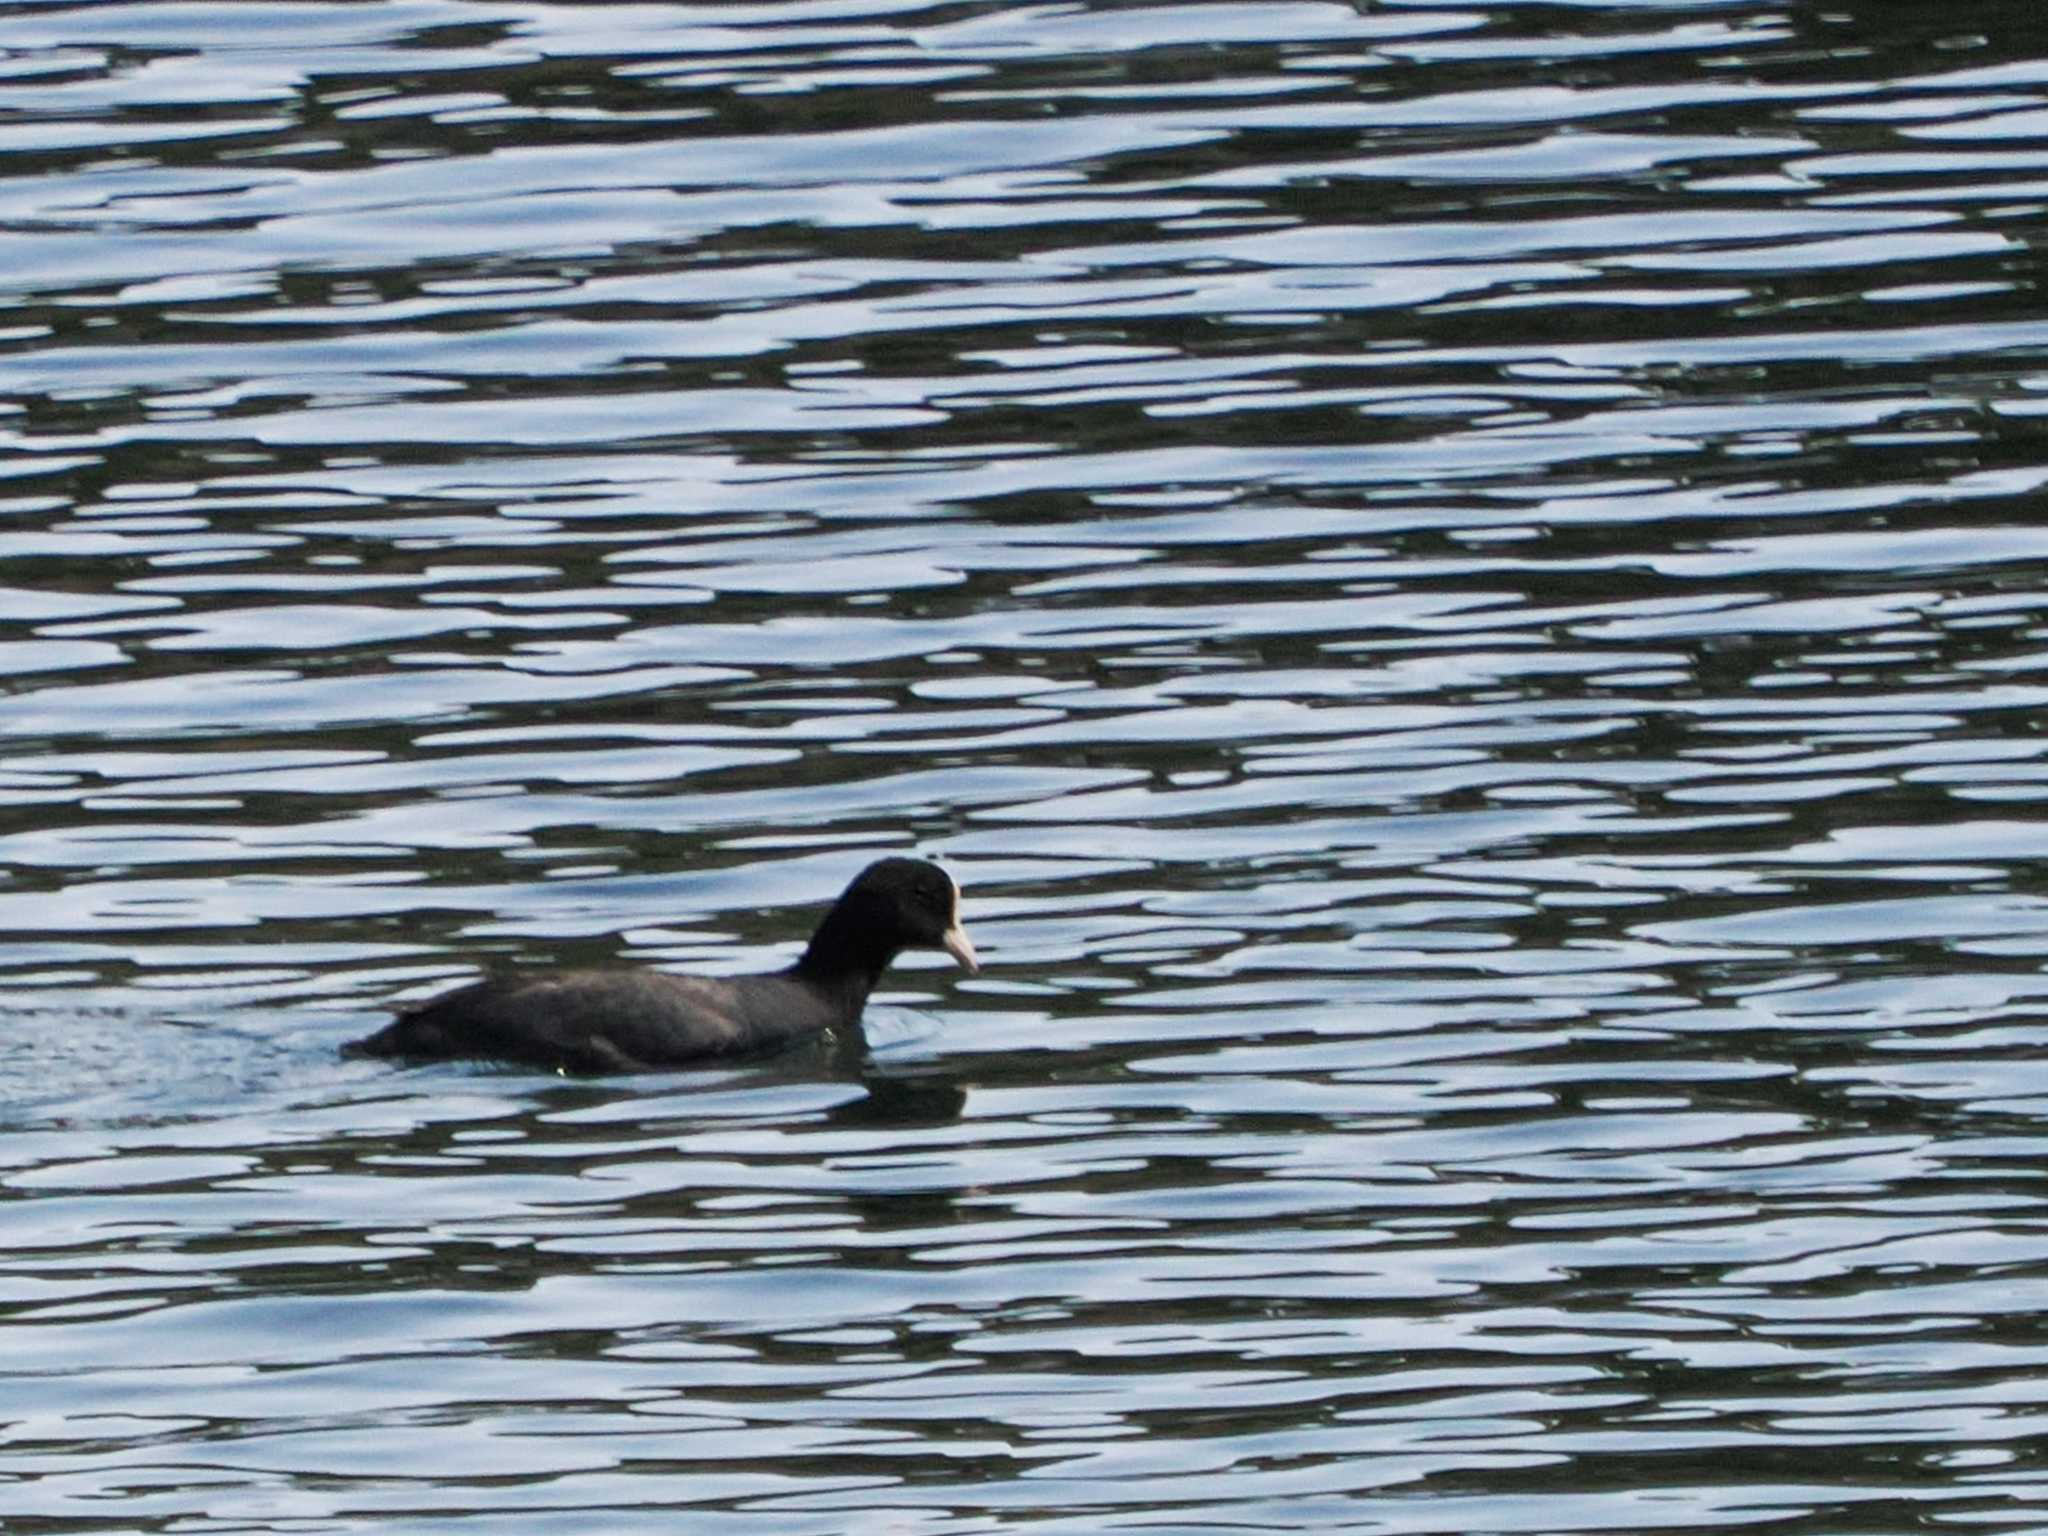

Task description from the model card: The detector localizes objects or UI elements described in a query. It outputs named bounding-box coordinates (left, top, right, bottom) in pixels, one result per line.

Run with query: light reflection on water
left=2, top=1, right=2048, bottom=1530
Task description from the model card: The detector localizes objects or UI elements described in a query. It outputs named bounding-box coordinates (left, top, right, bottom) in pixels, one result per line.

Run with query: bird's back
left=348, top=966, right=838, bottom=1073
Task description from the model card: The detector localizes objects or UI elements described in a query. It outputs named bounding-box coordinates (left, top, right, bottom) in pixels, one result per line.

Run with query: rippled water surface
left=7, top=1, right=2048, bottom=1529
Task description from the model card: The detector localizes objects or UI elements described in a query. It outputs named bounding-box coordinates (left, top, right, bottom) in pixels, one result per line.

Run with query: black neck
left=791, top=904, right=898, bottom=1011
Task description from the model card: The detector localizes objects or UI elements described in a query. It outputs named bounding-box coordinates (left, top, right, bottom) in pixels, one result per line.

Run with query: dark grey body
left=344, top=858, right=976, bottom=1074
left=348, top=966, right=858, bottom=1074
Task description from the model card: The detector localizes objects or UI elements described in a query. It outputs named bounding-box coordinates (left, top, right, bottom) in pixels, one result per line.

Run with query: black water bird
left=345, top=857, right=977, bottom=1074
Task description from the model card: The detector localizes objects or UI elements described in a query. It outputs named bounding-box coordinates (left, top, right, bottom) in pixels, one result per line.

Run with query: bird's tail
left=340, top=1020, right=408, bottom=1058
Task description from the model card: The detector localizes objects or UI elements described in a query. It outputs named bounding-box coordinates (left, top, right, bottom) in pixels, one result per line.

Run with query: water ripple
left=2, top=1, right=2048, bottom=1531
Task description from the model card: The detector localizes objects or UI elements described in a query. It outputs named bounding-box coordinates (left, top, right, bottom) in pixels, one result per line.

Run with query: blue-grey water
left=4, top=2, right=2048, bottom=1530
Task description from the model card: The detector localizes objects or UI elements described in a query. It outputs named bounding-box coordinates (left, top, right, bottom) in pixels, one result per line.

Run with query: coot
left=345, top=857, right=977, bottom=1073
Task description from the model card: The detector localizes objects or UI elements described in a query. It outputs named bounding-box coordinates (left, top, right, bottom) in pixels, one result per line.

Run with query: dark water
left=4, top=1, right=2048, bottom=1529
